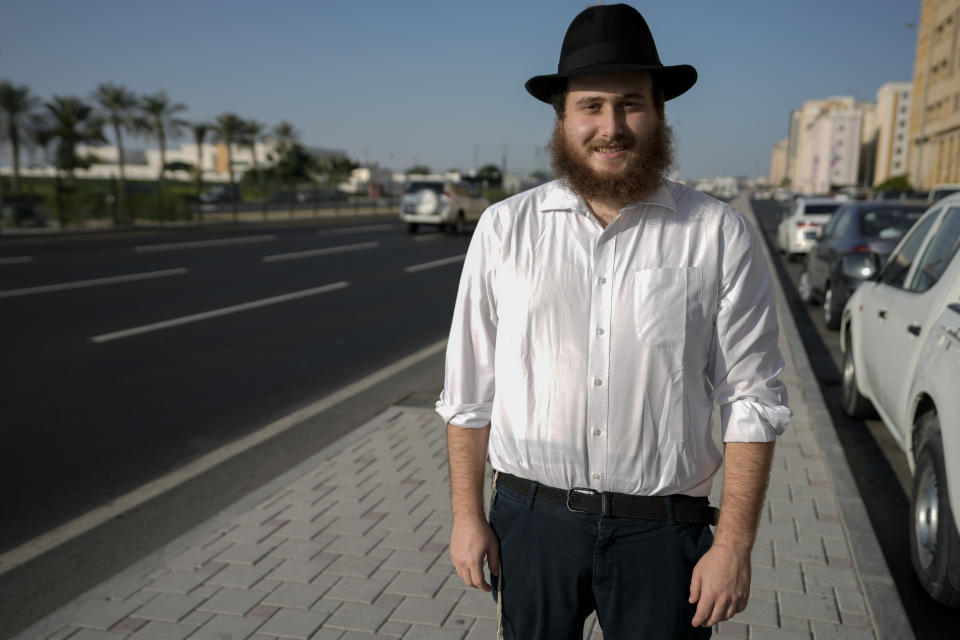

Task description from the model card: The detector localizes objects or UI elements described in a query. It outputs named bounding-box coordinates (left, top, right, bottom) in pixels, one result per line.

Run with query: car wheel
left=910, top=414, right=960, bottom=606
left=454, top=212, right=465, bottom=235
left=841, top=336, right=875, bottom=418
left=406, top=223, right=418, bottom=234
left=798, top=270, right=815, bottom=304
left=823, top=284, right=841, bottom=330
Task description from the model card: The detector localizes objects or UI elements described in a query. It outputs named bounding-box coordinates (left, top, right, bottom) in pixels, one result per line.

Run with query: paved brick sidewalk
left=15, top=198, right=910, bottom=640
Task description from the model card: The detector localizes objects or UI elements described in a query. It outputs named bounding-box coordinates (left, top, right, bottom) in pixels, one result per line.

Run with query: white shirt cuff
left=721, top=398, right=791, bottom=442
left=435, top=398, right=492, bottom=428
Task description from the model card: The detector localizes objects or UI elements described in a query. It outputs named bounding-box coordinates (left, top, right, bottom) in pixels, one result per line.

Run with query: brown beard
left=549, top=117, right=675, bottom=204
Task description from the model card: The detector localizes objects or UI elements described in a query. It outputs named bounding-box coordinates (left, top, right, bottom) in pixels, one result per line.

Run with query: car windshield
left=859, top=208, right=926, bottom=240
left=930, top=188, right=960, bottom=202
left=802, top=204, right=840, bottom=215
left=405, top=182, right=443, bottom=195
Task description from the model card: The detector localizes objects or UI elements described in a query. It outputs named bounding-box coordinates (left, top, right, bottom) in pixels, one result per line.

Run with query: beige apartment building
left=770, top=138, right=788, bottom=185
left=786, top=97, right=873, bottom=194
left=874, top=82, right=913, bottom=184
left=908, top=0, right=960, bottom=188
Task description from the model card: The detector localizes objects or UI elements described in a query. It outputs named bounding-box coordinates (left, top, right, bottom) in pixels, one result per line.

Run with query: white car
left=776, top=197, right=842, bottom=259
left=840, top=195, right=960, bottom=606
left=399, top=178, right=488, bottom=235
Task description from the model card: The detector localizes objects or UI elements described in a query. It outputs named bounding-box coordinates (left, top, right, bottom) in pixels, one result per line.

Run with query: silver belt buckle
left=566, top=487, right=599, bottom=513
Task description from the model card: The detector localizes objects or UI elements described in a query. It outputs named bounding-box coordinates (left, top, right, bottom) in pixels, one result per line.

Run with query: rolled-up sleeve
left=436, top=209, right=500, bottom=428
left=709, top=209, right=791, bottom=442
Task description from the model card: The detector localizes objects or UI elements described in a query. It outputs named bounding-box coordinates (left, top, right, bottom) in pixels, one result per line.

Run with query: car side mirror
left=841, top=253, right=881, bottom=281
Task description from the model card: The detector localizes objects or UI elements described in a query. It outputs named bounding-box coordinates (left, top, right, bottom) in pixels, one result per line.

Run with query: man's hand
left=450, top=516, right=500, bottom=591
left=688, top=542, right=751, bottom=627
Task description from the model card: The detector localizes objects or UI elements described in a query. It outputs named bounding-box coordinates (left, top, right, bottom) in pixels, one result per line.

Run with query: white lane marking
left=134, top=234, right=276, bottom=253
left=413, top=234, right=444, bottom=242
left=318, top=224, right=394, bottom=235
left=0, top=256, right=34, bottom=265
left=0, top=338, right=446, bottom=576
left=0, top=268, right=188, bottom=299
left=91, top=282, right=349, bottom=343
left=262, top=241, right=379, bottom=263
left=405, top=254, right=467, bottom=273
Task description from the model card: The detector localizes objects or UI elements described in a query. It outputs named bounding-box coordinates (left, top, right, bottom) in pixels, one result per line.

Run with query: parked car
left=399, top=178, right=488, bottom=234
left=198, top=185, right=241, bottom=204
left=267, top=189, right=304, bottom=204
left=301, top=188, right=348, bottom=202
left=927, top=183, right=960, bottom=204
left=776, top=197, right=842, bottom=259
left=798, top=200, right=928, bottom=329
left=840, top=194, right=960, bottom=606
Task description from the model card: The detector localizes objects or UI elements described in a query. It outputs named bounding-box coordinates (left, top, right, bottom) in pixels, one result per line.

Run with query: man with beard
left=436, top=5, right=790, bottom=639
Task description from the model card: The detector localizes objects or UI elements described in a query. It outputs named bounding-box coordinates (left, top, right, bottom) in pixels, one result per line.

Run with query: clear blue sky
left=1, top=0, right=921, bottom=180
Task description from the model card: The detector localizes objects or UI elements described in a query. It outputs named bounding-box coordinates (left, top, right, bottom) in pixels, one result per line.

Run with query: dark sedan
left=798, top=200, right=928, bottom=329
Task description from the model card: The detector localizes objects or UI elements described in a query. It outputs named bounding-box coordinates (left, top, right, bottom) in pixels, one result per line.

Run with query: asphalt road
left=751, top=197, right=960, bottom=639
left=0, top=216, right=476, bottom=635
left=0, top=217, right=473, bottom=550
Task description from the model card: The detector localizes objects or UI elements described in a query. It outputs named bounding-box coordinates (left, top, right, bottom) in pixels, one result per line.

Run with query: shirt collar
left=539, top=180, right=677, bottom=215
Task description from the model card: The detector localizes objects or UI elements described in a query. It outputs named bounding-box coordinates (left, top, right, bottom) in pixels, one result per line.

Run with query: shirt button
left=592, top=429, right=602, bottom=436
left=596, top=327, right=605, bottom=336
left=592, top=473, right=601, bottom=479
left=598, top=277, right=607, bottom=285
left=593, top=378, right=603, bottom=387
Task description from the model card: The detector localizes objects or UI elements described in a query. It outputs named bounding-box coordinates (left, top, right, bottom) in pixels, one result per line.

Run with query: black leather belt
left=498, top=472, right=718, bottom=525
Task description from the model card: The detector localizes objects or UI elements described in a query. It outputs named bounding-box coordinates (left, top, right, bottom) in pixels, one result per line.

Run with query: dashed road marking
left=318, top=224, right=393, bottom=235
left=412, top=234, right=445, bottom=242
left=0, top=268, right=188, bottom=299
left=0, top=256, right=33, bottom=265
left=262, top=241, right=379, bottom=262
left=134, top=234, right=276, bottom=253
left=405, top=254, right=467, bottom=273
left=91, top=281, right=349, bottom=342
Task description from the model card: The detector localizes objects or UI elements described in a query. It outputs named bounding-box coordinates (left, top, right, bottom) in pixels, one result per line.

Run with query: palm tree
left=35, top=96, right=106, bottom=182
left=270, top=121, right=302, bottom=217
left=92, top=84, right=137, bottom=189
left=33, top=96, right=105, bottom=227
left=137, top=91, right=187, bottom=197
left=214, top=112, right=244, bottom=221
left=243, top=119, right=267, bottom=218
left=271, top=120, right=298, bottom=156
left=190, top=121, right=211, bottom=219
left=0, top=81, right=40, bottom=193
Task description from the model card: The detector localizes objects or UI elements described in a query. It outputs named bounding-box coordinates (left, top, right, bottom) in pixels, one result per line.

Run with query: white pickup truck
left=399, top=178, right=488, bottom=235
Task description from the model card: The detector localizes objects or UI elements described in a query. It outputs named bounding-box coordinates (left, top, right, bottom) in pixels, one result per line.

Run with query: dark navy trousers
left=489, top=477, right=714, bottom=640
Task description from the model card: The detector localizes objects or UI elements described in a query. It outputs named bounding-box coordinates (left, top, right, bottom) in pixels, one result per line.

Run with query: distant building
left=789, top=97, right=872, bottom=194
left=874, top=82, right=913, bottom=185
left=770, top=138, right=788, bottom=186
left=0, top=140, right=348, bottom=184
left=907, top=0, right=960, bottom=188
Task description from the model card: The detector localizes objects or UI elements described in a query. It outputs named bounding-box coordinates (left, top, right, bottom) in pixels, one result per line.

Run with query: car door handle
left=908, top=324, right=921, bottom=336
left=878, top=309, right=887, bottom=319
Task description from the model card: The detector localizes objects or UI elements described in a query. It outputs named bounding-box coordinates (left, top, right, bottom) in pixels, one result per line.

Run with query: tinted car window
left=832, top=210, right=853, bottom=238
left=405, top=182, right=443, bottom=195
left=859, top=208, right=925, bottom=239
left=821, top=206, right=849, bottom=238
left=802, top=204, right=840, bottom=215
left=880, top=211, right=939, bottom=288
left=910, top=207, right=960, bottom=292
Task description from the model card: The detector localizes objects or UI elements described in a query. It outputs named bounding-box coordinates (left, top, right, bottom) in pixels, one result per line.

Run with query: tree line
left=0, top=80, right=357, bottom=223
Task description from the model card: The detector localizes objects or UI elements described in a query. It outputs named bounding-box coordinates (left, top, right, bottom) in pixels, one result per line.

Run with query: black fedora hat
left=525, top=4, right=697, bottom=103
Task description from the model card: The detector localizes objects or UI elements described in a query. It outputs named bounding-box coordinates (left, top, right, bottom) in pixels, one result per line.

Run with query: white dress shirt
left=436, top=179, right=790, bottom=497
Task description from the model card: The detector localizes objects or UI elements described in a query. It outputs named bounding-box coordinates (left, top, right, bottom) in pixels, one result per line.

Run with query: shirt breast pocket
left=633, top=267, right=702, bottom=346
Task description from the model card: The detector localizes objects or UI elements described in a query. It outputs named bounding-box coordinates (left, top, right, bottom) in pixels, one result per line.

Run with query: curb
left=734, top=194, right=914, bottom=640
